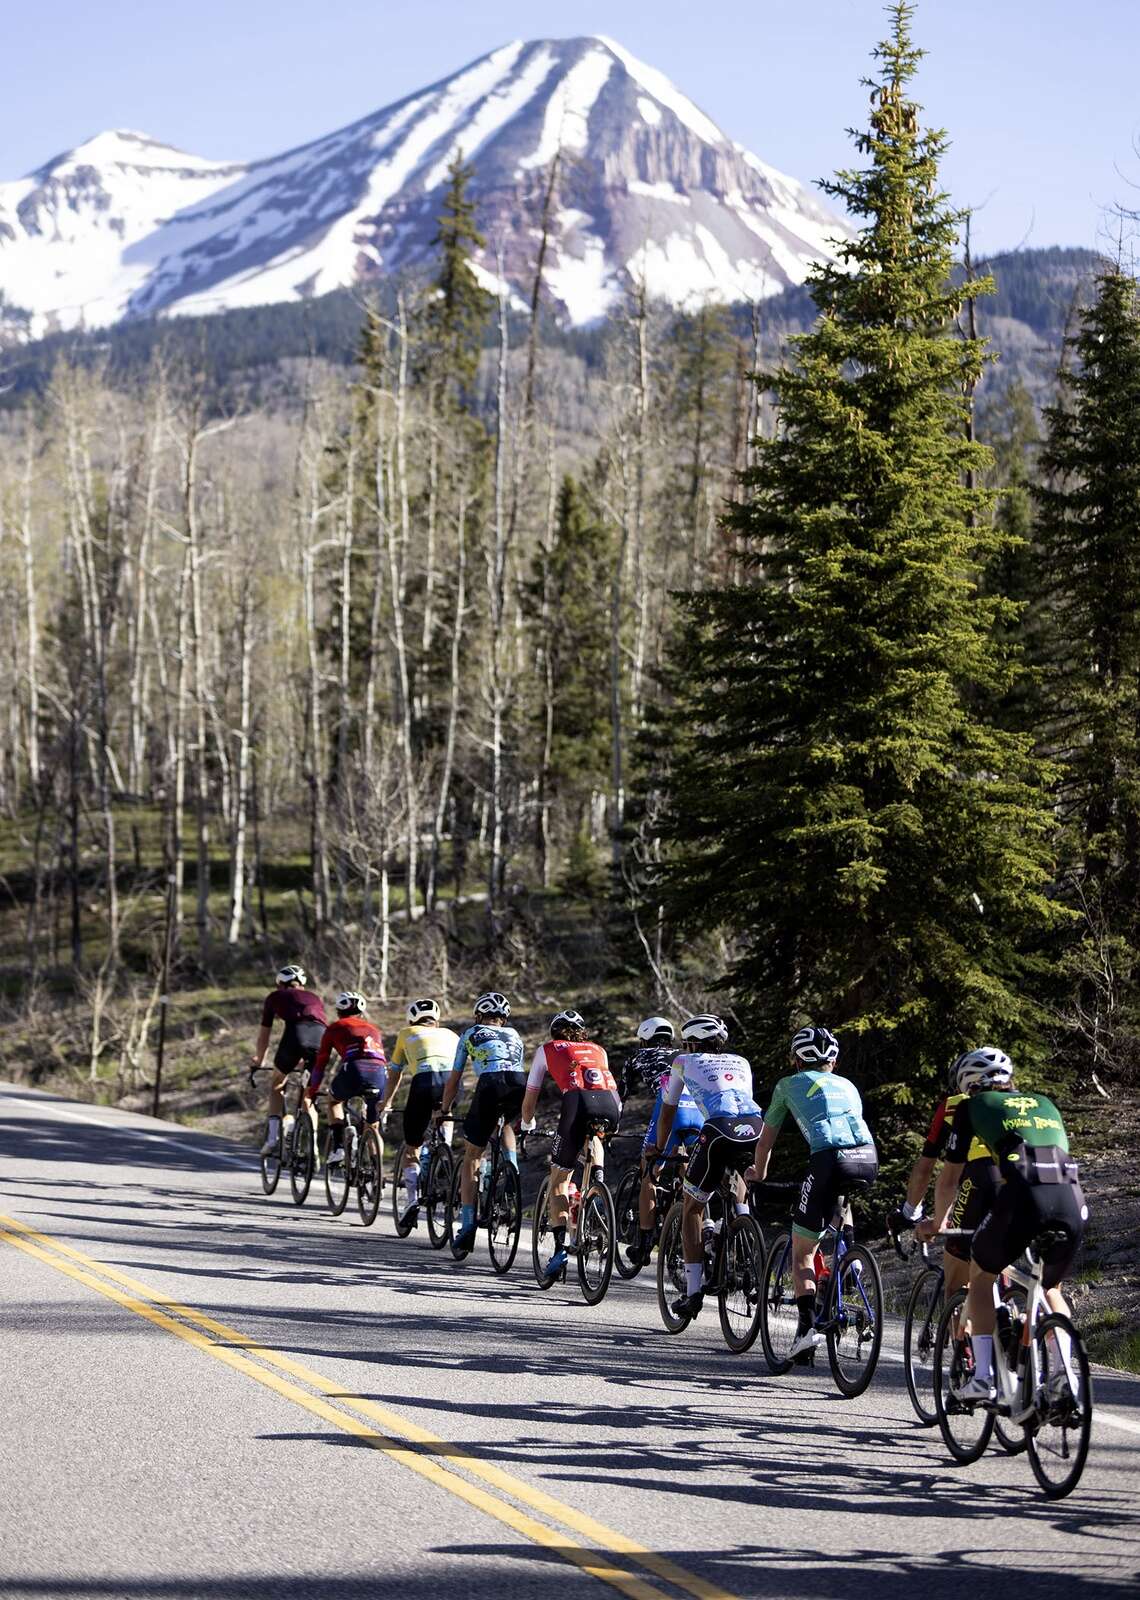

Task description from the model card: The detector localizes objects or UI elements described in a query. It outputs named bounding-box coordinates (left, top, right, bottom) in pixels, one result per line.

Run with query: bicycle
left=529, top=1120, right=618, bottom=1306
left=447, top=1116, right=522, bottom=1273
left=656, top=1174, right=766, bottom=1353
left=250, top=1064, right=318, bottom=1205
left=759, top=1191, right=883, bottom=1396
left=322, top=1094, right=383, bottom=1226
left=888, top=1215, right=1025, bottom=1454
left=392, top=1113, right=455, bottom=1243
left=613, top=1145, right=694, bottom=1280
left=932, top=1225, right=1093, bottom=1499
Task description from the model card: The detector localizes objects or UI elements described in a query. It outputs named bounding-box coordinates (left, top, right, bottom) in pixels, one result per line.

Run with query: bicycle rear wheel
left=531, top=1176, right=557, bottom=1288
left=613, top=1168, right=644, bottom=1280
left=827, top=1245, right=883, bottom=1398
left=1026, top=1313, right=1093, bottom=1499
left=758, top=1230, right=797, bottom=1375
left=260, top=1125, right=283, bottom=1195
left=324, top=1127, right=352, bottom=1216
left=656, top=1202, right=690, bottom=1334
left=357, top=1127, right=383, bottom=1226
left=903, top=1265, right=944, bottom=1425
left=718, top=1214, right=765, bottom=1354
left=425, top=1146, right=454, bottom=1250
left=487, top=1160, right=521, bottom=1275
left=932, top=1289, right=995, bottom=1463
left=290, top=1111, right=315, bottom=1206
left=577, top=1180, right=616, bottom=1306
left=391, top=1143, right=417, bottom=1237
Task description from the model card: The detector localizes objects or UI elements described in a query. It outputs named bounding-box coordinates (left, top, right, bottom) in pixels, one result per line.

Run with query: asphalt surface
left=2, top=1081, right=1138, bottom=1600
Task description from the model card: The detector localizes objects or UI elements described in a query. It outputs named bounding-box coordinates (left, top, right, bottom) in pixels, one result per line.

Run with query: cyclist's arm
left=440, top=1036, right=468, bottom=1116
left=520, top=1046, right=548, bottom=1126
left=251, top=1024, right=271, bottom=1068
left=379, top=1061, right=404, bottom=1116
left=749, top=1118, right=778, bottom=1181
left=305, top=1024, right=338, bottom=1100
left=905, top=1154, right=936, bottom=1212
left=651, top=1064, right=685, bottom=1152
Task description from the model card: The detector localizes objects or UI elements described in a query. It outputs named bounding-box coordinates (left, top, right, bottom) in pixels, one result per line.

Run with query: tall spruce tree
left=660, top=3, right=1060, bottom=1108
left=1035, top=266, right=1140, bottom=1075
left=425, top=155, right=492, bottom=410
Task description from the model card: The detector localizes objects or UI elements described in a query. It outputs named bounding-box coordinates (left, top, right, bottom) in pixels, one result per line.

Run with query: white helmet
left=407, top=998, right=441, bottom=1025
left=550, top=1009, right=586, bottom=1038
left=637, top=1016, right=674, bottom=1044
left=336, top=990, right=366, bottom=1015
left=276, top=964, right=306, bottom=985
left=473, top=991, right=510, bottom=1019
left=953, top=1046, right=1014, bottom=1093
left=681, top=1014, right=728, bottom=1044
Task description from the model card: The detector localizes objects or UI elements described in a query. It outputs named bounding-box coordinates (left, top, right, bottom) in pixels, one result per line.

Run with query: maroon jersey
left=260, top=988, right=327, bottom=1029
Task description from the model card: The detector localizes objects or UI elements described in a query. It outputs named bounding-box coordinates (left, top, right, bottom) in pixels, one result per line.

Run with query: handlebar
left=886, top=1211, right=928, bottom=1263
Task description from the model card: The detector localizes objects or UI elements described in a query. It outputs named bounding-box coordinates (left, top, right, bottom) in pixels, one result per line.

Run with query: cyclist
left=439, top=992, right=526, bottom=1256
left=647, top=1014, right=762, bottom=1320
left=920, top=1047, right=1088, bottom=1402
left=625, top=1016, right=703, bottom=1266
left=749, top=1025, right=878, bottom=1360
left=251, top=964, right=327, bottom=1156
left=304, top=991, right=385, bottom=1165
left=520, top=1010, right=622, bottom=1284
left=381, top=998, right=461, bottom=1225
left=895, top=1057, right=1000, bottom=1302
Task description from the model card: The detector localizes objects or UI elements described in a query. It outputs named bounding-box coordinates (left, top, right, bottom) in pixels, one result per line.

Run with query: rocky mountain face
left=0, top=36, right=847, bottom=339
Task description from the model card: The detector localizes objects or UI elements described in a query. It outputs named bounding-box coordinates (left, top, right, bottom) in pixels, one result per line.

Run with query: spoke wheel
left=357, top=1127, right=383, bottom=1226
left=391, top=1143, right=417, bottom=1237
left=577, top=1180, right=616, bottom=1306
left=447, top=1161, right=470, bottom=1260
left=530, top=1176, right=558, bottom=1289
left=487, top=1160, right=522, bottom=1275
left=903, top=1265, right=944, bottom=1425
left=758, top=1230, right=797, bottom=1375
left=324, top=1126, right=352, bottom=1216
left=718, top=1214, right=765, bottom=1354
left=613, top=1168, right=645, bottom=1280
left=827, top=1245, right=883, bottom=1398
left=290, top=1111, right=315, bottom=1206
left=425, top=1146, right=454, bottom=1250
left=655, top=1202, right=691, bottom=1334
left=259, top=1125, right=282, bottom=1195
left=933, top=1289, right=995, bottom=1463
left=1026, top=1313, right=1093, bottom=1499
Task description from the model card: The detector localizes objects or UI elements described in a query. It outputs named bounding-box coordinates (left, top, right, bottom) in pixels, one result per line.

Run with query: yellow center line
left=0, top=1212, right=740, bottom=1600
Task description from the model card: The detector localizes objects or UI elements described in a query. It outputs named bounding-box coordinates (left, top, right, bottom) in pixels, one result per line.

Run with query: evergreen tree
left=1035, top=266, right=1140, bottom=1076
left=425, top=155, right=492, bottom=409
left=660, top=3, right=1061, bottom=1109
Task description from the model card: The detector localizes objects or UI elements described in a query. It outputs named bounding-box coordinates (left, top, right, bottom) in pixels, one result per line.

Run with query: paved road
left=2, top=1082, right=1138, bottom=1600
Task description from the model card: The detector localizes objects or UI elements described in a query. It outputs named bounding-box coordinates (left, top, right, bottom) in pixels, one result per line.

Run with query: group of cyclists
left=250, top=962, right=1089, bottom=1399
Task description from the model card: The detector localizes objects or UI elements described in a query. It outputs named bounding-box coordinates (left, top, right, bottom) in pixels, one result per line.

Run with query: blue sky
left=4, top=0, right=1135, bottom=253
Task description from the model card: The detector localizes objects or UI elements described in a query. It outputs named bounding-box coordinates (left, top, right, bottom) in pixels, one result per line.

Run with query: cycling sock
left=552, top=1226, right=566, bottom=1251
left=460, top=1203, right=475, bottom=1232
left=403, top=1165, right=419, bottom=1204
left=1047, top=1324, right=1075, bottom=1378
left=796, top=1293, right=816, bottom=1332
left=503, top=1147, right=519, bottom=1171
left=267, top=1116, right=281, bottom=1139
left=684, top=1262, right=703, bottom=1296
left=330, top=1124, right=344, bottom=1150
left=734, top=1203, right=749, bottom=1217
left=972, top=1333, right=994, bottom=1382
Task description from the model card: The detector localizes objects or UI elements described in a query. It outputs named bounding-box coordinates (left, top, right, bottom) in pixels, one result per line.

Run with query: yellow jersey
left=390, top=1024, right=461, bottom=1076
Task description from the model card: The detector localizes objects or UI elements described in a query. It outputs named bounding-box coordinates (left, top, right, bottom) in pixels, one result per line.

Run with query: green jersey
left=945, top=1088, right=1069, bottom=1176
left=765, top=1069, right=874, bottom=1154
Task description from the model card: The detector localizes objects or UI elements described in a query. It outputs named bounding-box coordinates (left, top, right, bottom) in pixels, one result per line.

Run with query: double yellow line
left=0, top=1212, right=738, bottom=1600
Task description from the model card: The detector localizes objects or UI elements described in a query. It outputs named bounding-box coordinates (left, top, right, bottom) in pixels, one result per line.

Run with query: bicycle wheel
left=613, top=1168, right=645, bottom=1280
left=290, top=1111, right=315, bottom=1206
left=530, top=1176, right=557, bottom=1287
left=902, top=1265, right=944, bottom=1425
left=932, top=1289, right=995, bottom=1463
left=718, top=1214, right=765, bottom=1354
left=448, top=1161, right=470, bottom=1259
left=425, top=1146, right=454, bottom=1250
left=357, top=1127, right=383, bottom=1227
left=758, top=1230, right=797, bottom=1374
left=656, top=1202, right=691, bottom=1334
left=994, top=1282, right=1029, bottom=1456
left=826, top=1245, right=883, bottom=1398
left=260, top=1124, right=283, bottom=1195
left=487, top=1159, right=522, bottom=1275
left=1026, top=1313, right=1093, bottom=1499
left=577, top=1180, right=616, bottom=1306
left=391, top=1143, right=417, bottom=1237
left=324, top=1127, right=352, bottom=1216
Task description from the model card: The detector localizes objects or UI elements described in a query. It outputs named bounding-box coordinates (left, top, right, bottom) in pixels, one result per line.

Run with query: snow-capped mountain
left=0, top=36, right=847, bottom=338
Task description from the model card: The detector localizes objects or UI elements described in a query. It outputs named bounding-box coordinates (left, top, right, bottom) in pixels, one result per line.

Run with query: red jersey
left=311, top=1017, right=384, bottom=1091
left=526, top=1040, right=618, bottom=1096
left=260, top=987, right=327, bottom=1029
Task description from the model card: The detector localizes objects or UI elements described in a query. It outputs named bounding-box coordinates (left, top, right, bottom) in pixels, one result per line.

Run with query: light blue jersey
left=663, top=1052, right=761, bottom=1120
left=453, top=1023, right=525, bottom=1078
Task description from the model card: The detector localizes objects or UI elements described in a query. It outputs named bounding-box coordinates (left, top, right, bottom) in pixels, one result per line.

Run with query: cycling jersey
left=945, top=1088, right=1071, bottom=1172
left=391, top=1024, right=461, bottom=1076
left=260, top=988, right=327, bottom=1029
left=923, top=1092, right=989, bottom=1164
left=453, top=1023, right=525, bottom=1078
left=626, top=1045, right=677, bottom=1096
left=526, top=1040, right=620, bottom=1097
left=765, top=1069, right=872, bottom=1153
left=311, top=1017, right=383, bottom=1092
left=663, top=1052, right=761, bottom=1120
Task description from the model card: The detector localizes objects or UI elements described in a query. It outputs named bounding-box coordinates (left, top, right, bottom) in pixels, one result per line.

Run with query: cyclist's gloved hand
left=900, top=1200, right=923, bottom=1223
left=520, top=1117, right=537, bottom=1134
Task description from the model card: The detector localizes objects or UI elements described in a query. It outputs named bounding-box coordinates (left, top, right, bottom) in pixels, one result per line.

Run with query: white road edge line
left=2, top=1097, right=254, bottom=1168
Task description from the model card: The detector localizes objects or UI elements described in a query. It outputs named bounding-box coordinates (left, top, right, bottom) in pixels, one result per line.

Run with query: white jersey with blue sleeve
left=663, top=1052, right=761, bottom=1120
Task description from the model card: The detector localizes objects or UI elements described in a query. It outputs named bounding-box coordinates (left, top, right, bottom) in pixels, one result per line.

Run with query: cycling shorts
left=972, top=1172, right=1087, bottom=1289
left=793, top=1144, right=878, bottom=1239
left=404, top=1071, right=447, bottom=1148
left=329, top=1059, right=386, bottom=1123
left=643, top=1088, right=703, bottom=1156
left=685, top=1114, right=763, bottom=1203
left=463, top=1071, right=527, bottom=1149
left=944, top=1159, right=1000, bottom=1263
left=274, top=1020, right=325, bottom=1074
left=551, top=1088, right=621, bottom=1170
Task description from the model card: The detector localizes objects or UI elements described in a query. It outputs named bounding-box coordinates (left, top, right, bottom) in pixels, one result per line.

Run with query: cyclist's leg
left=458, top=1079, right=495, bottom=1229
left=548, top=1089, right=586, bottom=1239
left=497, top=1073, right=527, bottom=1168
left=401, top=1075, right=437, bottom=1210
left=639, top=1088, right=667, bottom=1230
left=326, top=1066, right=354, bottom=1157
